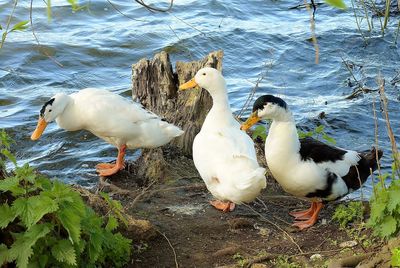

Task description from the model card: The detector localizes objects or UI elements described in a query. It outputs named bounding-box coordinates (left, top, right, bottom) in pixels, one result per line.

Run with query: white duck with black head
left=31, top=88, right=184, bottom=176
left=241, top=95, right=383, bottom=230
left=179, top=67, right=266, bottom=212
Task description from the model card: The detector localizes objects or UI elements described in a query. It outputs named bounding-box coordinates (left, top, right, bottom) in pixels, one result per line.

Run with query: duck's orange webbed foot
left=291, top=201, right=323, bottom=230
left=96, top=145, right=126, bottom=177
left=289, top=201, right=317, bottom=220
left=210, top=200, right=236, bottom=212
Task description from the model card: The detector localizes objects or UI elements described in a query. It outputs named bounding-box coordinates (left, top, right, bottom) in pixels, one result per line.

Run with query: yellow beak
left=240, top=112, right=260, bottom=131
left=179, top=78, right=198, bottom=91
left=31, top=117, right=48, bottom=140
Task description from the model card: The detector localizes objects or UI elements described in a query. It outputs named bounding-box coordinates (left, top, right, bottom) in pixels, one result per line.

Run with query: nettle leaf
left=379, top=215, right=398, bottom=238
left=324, top=0, right=346, bottom=9
left=15, top=163, right=37, bottom=184
left=105, top=215, right=118, bottom=232
left=12, top=194, right=58, bottom=229
left=369, top=198, right=388, bottom=224
left=388, top=188, right=400, bottom=212
left=0, top=203, right=17, bottom=229
left=1, top=148, right=16, bottom=166
left=8, top=223, right=51, bottom=268
left=57, top=207, right=81, bottom=244
left=10, top=20, right=29, bottom=32
left=51, top=239, right=76, bottom=266
left=0, top=244, right=8, bottom=266
left=0, top=176, right=25, bottom=196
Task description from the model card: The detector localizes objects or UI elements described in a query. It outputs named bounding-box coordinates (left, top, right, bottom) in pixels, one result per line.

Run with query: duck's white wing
left=73, top=88, right=159, bottom=123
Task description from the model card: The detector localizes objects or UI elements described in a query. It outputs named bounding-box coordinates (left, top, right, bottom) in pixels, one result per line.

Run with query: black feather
left=40, top=98, right=55, bottom=117
left=299, top=137, right=346, bottom=163
left=252, top=95, right=287, bottom=112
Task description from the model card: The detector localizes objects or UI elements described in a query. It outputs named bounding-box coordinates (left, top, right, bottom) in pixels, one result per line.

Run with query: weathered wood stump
left=132, top=50, right=223, bottom=155
left=129, top=51, right=223, bottom=183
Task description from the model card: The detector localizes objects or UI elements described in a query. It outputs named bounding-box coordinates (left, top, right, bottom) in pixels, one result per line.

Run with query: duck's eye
left=49, top=109, right=52, bottom=112
left=202, top=73, right=206, bottom=76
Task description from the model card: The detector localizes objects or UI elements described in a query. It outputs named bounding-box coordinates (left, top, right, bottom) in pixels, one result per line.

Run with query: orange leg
left=289, top=202, right=317, bottom=220
left=292, top=202, right=324, bottom=230
left=96, top=145, right=127, bottom=176
left=210, top=200, right=236, bottom=212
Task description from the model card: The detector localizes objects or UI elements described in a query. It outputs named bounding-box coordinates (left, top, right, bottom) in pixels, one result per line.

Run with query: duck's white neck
left=202, top=85, right=235, bottom=129
left=265, top=110, right=300, bottom=157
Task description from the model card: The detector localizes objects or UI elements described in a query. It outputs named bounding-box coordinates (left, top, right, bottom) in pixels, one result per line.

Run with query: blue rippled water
left=1, top=0, right=399, bottom=196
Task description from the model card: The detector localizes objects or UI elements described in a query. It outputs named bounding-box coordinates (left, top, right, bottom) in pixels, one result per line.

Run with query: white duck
left=241, top=95, right=382, bottom=229
left=31, top=88, right=184, bottom=176
left=179, top=67, right=266, bottom=212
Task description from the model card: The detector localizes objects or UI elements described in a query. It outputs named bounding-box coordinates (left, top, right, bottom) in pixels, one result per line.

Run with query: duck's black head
left=252, top=95, right=287, bottom=112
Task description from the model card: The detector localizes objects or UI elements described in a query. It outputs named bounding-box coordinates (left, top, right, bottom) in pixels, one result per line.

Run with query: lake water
left=1, top=0, right=399, bottom=198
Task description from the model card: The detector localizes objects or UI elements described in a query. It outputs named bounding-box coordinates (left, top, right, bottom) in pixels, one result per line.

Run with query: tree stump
left=131, top=50, right=223, bottom=156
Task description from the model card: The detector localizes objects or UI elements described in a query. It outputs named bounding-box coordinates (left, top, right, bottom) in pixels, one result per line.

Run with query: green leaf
left=315, top=125, right=324, bottom=134
left=322, top=133, right=336, bottom=145
left=57, top=207, right=81, bottom=244
left=392, top=247, right=400, bottom=267
left=0, top=25, right=2, bottom=31
left=14, top=163, right=37, bottom=184
left=105, top=215, right=118, bottom=232
left=369, top=198, right=387, bottom=224
left=51, top=239, right=76, bottom=266
left=388, top=187, right=400, bottom=212
left=0, top=176, right=25, bottom=196
left=324, top=0, right=347, bottom=9
left=10, top=20, right=29, bottom=32
left=379, top=215, right=397, bottom=238
left=8, top=223, right=51, bottom=268
left=0, top=203, right=16, bottom=229
left=251, top=125, right=267, bottom=141
left=1, top=149, right=16, bottom=166
left=12, top=194, right=58, bottom=229
left=0, top=244, right=8, bottom=266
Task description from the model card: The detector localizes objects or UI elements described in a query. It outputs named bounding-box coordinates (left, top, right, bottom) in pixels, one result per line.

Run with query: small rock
left=310, top=253, right=323, bottom=261
left=321, top=218, right=327, bottom=225
left=339, top=240, right=358, bottom=248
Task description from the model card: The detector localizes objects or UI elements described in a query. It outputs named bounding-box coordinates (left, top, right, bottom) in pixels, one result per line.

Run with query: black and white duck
left=241, top=94, right=383, bottom=230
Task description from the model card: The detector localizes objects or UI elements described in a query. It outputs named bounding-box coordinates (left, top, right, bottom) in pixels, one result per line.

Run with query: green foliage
left=392, top=247, right=400, bottom=267
left=298, top=124, right=336, bottom=145
left=251, top=125, right=267, bottom=142
left=324, top=0, right=346, bottom=9
left=368, top=178, right=400, bottom=239
left=332, top=201, right=364, bottom=228
left=0, top=131, right=131, bottom=268
left=271, top=255, right=301, bottom=268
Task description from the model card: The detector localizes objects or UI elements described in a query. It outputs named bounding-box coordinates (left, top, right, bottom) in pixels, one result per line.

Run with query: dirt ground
left=94, top=147, right=390, bottom=268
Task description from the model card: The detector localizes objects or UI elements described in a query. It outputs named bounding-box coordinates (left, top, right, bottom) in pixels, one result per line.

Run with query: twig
left=29, top=0, right=63, bottom=67
left=304, top=0, right=319, bottom=64
left=107, top=0, right=148, bottom=22
left=97, top=176, right=131, bottom=195
left=157, top=230, right=179, bottom=268
left=0, top=0, right=18, bottom=49
left=242, top=203, right=304, bottom=254
left=134, top=0, right=174, bottom=12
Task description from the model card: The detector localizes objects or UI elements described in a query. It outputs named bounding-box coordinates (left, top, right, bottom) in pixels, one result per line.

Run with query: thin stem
left=1, top=0, right=18, bottom=49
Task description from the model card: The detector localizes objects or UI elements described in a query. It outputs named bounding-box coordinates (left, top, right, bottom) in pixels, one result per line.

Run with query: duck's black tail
left=342, top=147, right=383, bottom=191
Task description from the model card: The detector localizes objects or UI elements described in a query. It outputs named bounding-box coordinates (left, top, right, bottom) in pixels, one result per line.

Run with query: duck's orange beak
left=179, top=78, right=198, bottom=91
left=240, top=112, right=260, bottom=131
left=31, top=117, right=48, bottom=140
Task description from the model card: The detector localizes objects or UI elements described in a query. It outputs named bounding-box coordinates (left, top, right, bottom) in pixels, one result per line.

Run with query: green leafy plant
left=271, top=255, right=301, bottom=268
left=0, top=130, right=131, bottom=268
left=367, top=178, right=400, bottom=239
left=298, top=125, right=337, bottom=145
left=392, top=247, right=400, bottom=267
left=252, top=125, right=267, bottom=141
left=332, top=201, right=364, bottom=228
